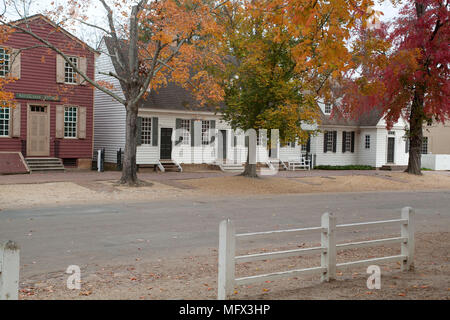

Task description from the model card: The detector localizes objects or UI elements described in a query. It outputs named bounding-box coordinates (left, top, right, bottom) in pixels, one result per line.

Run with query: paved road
left=1, top=190, right=449, bottom=278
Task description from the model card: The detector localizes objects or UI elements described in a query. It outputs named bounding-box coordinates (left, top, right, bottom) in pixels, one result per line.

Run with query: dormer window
left=65, top=57, right=78, bottom=84
left=324, top=104, right=332, bottom=114
left=0, top=47, right=10, bottom=77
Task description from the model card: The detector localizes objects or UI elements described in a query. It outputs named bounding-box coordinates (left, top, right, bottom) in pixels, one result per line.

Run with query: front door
left=160, top=128, right=173, bottom=160
left=387, top=137, right=395, bottom=163
left=219, top=130, right=227, bottom=160
left=27, top=105, right=50, bottom=156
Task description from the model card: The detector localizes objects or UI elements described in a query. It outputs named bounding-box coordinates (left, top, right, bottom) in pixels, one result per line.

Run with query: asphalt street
left=1, top=190, right=449, bottom=278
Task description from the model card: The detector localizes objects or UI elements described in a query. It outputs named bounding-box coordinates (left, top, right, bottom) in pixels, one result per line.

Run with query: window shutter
left=78, top=56, right=87, bottom=85
left=11, top=103, right=21, bottom=138
left=405, top=139, right=409, bottom=153
left=351, top=131, right=355, bottom=153
left=175, top=118, right=182, bottom=145
left=210, top=120, right=216, bottom=144
left=78, top=107, right=87, bottom=139
left=190, top=119, right=195, bottom=147
left=342, top=131, right=347, bottom=153
left=152, top=117, right=158, bottom=146
left=323, top=131, right=328, bottom=153
left=136, top=117, right=142, bottom=146
left=306, top=137, right=311, bottom=153
left=245, top=135, right=249, bottom=148
left=10, top=49, right=21, bottom=79
left=56, top=54, right=65, bottom=83
left=332, top=131, right=337, bottom=153
left=55, top=105, right=64, bottom=138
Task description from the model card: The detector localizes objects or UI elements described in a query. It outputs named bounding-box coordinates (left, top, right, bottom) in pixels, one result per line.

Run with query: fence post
left=321, top=212, right=336, bottom=282
left=401, top=207, right=415, bottom=271
left=218, top=219, right=235, bottom=300
left=0, top=241, right=20, bottom=300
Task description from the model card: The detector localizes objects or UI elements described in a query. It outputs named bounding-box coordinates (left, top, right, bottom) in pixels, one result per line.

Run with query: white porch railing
left=0, top=241, right=20, bottom=300
left=217, top=207, right=415, bottom=300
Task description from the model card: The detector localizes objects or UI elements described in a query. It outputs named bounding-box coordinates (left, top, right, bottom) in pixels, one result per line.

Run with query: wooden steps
left=25, top=158, right=65, bottom=173
left=159, top=160, right=183, bottom=172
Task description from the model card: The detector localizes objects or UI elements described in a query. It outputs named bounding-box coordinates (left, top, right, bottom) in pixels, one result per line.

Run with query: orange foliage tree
left=0, top=0, right=224, bottom=185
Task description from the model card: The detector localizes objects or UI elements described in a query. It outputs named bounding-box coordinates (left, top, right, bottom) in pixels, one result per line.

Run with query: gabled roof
left=12, top=14, right=98, bottom=54
left=320, top=105, right=384, bottom=127
left=102, top=36, right=221, bottom=113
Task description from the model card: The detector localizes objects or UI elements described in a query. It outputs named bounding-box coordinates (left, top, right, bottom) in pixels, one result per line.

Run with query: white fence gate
left=218, top=207, right=414, bottom=300
left=0, top=241, right=20, bottom=300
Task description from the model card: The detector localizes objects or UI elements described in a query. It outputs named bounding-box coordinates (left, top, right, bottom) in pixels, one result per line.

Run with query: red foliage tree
left=340, top=0, right=449, bottom=174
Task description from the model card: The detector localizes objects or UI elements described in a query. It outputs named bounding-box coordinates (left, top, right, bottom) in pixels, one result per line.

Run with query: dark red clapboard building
left=0, top=14, right=96, bottom=173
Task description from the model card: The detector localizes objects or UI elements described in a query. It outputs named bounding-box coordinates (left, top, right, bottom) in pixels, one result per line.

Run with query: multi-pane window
left=180, top=119, right=190, bottom=145
left=0, top=47, right=10, bottom=77
left=324, top=104, right=332, bottom=114
left=421, top=137, right=428, bottom=154
left=0, top=107, right=10, bottom=136
left=344, top=132, right=352, bottom=152
left=141, top=117, right=152, bottom=145
left=388, top=131, right=395, bottom=135
left=326, top=131, right=334, bottom=152
left=202, top=120, right=210, bottom=145
left=301, top=143, right=307, bottom=151
left=65, top=57, right=78, bottom=84
left=64, top=106, right=77, bottom=138
left=365, top=135, right=371, bottom=149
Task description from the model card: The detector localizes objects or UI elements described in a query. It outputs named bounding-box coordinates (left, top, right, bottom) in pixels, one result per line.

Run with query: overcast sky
left=3, top=0, right=400, bottom=47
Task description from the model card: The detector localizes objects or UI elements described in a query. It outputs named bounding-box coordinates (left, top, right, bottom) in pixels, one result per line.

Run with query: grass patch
left=314, top=165, right=375, bottom=170
left=421, top=168, right=433, bottom=171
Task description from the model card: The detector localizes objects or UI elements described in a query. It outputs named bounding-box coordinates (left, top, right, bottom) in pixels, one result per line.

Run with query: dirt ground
left=180, top=172, right=450, bottom=196
left=19, top=231, right=449, bottom=300
left=1, top=172, right=450, bottom=210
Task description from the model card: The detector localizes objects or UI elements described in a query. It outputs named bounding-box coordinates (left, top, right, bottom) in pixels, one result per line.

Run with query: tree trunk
left=406, top=90, right=424, bottom=175
left=120, top=103, right=139, bottom=185
left=241, top=142, right=258, bottom=178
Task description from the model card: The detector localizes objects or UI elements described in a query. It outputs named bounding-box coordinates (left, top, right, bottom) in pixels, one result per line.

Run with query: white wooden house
left=94, top=38, right=409, bottom=171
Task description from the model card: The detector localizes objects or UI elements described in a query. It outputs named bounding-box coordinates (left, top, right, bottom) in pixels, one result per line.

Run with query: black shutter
left=306, top=137, right=311, bottom=153
left=245, top=135, right=249, bottom=148
left=291, top=140, right=295, bottom=148
left=152, top=117, right=158, bottom=147
left=209, top=120, right=216, bottom=144
left=136, top=117, right=142, bottom=146
left=351, top=131, right=355, bottom=153
left=323, top=131, right=328, bottom=153
left=175, top=118, right=182, bottom=145
left=191, top=119, right=195, bottom=147
left=332, top=131, right=337, bottom=153
left=405, top=139, right=409, bottom=153
left=342, top=131, right=347, bottom=153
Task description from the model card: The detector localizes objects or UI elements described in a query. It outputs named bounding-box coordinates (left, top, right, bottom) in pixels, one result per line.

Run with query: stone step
left=26, top=157, right=65, bottom=173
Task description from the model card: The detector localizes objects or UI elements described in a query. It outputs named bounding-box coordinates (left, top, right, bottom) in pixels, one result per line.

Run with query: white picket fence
left=0, top=241, right=20, bottom=300
left=218, top=207, right=415, bottom=300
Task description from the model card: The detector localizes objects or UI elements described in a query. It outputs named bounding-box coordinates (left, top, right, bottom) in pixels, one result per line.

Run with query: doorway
left=387, top=137, right=395, bottom=163
left=160, top=128, right=173, bottom=160
left=27, top=105, right=50, bottom=156
left=219, top=130, right=227, bottom=160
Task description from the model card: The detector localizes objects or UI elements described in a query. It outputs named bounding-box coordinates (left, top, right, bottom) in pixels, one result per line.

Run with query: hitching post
left=0, top=241, right=20, bottom=300
left=321, top=212, right=336, bottom=282
left=218, top=219, right=235, bottom=300
left=401, top=207, right=415, bottom=271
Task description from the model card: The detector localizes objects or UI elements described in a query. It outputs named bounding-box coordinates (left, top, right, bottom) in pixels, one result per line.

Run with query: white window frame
left=324, top=104, right=332, bottom=114
left=202, top=120, right=210, bottom=145
left=0, top=47, right=10, bottom=77
left=365, top=135, right=371, bottom=149
left=326, top=131, right=334, bottom=152
left=64, top=106, right=78, bottom=138
left=180, top=119, right=190, bottom=145
left=344, top=132, right=352, bottom=152
left=0, top=106, right=10, bottom=137
left=65, top=56, right=78, bottom=84
left=141, top=117, right=152, bottom=145
left=421, top=137, right=428, bottom=154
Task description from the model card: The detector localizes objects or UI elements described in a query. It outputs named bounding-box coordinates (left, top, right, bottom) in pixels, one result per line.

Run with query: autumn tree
left=0, top=0, right=224, bottom=185
left=213, top=0, right=374, bottom=177
left=340, top=0, right=449, bottom=175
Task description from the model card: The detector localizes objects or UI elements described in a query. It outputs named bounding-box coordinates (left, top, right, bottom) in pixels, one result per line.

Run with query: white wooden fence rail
left=0, top=241, right=20, bottom=300
left=218, top=207, right=415, bottom=300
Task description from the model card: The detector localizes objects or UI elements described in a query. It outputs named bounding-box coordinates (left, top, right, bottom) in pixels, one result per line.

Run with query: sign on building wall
left=15, top=93, right=60, bottom=102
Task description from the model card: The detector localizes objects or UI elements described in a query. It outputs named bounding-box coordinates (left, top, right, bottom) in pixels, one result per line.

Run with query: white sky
left=2, top=0, right=400, bottom=47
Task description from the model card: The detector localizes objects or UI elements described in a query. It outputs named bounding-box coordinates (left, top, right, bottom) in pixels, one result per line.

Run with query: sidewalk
left=0, top=168, right=448, bottom=185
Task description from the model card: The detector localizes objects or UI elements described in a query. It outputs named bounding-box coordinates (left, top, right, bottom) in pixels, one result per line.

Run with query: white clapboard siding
left=313, top=129, right=359, bottom=166
left=279, top=144, right=302, bottom=162
left=94, top=39, right=126, bottom=164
